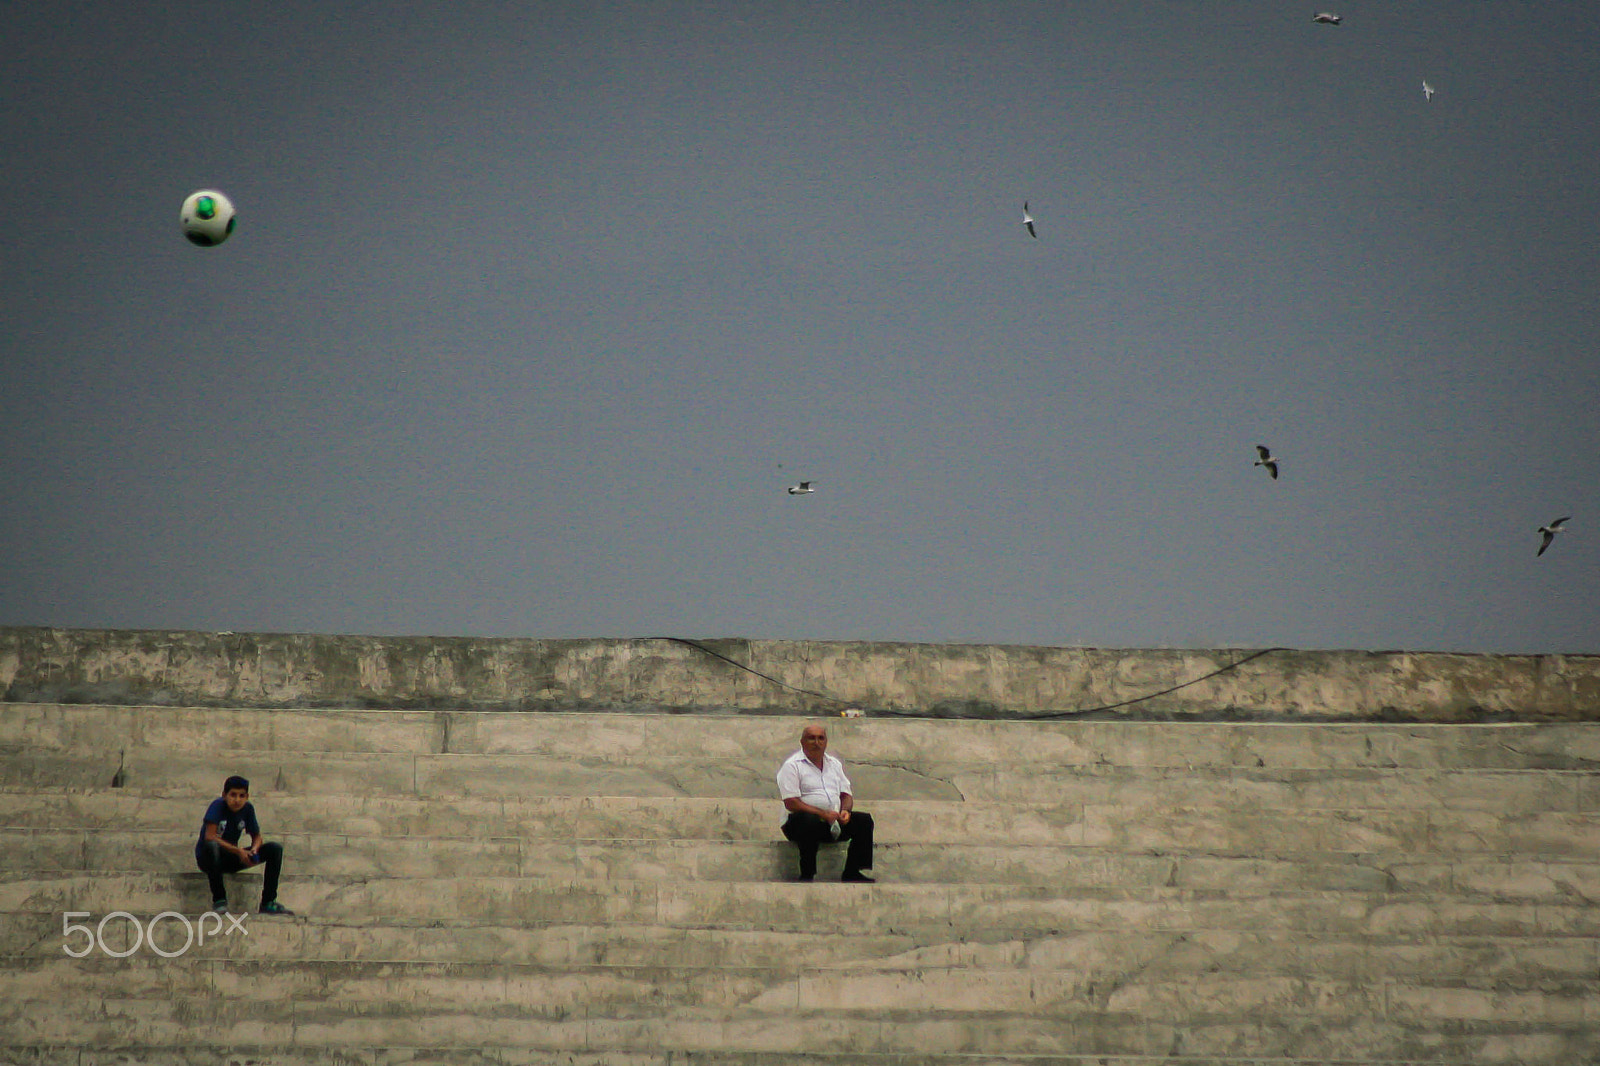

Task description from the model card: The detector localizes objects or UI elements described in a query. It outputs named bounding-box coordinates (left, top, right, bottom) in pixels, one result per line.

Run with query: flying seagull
left=1312, top=12, right=1341, bottom=24
left=1022, top=202, right=1037, bottom=239
left=787, top=481, right=815, bottom=496
left=1537, top=516, right=1570, bottom=556
left=1253, top=445, right=1280, bottom=480
left=1422, top=79, right=1435, bottom=101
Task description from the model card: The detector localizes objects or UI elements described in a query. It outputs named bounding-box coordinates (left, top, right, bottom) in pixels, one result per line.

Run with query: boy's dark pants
left=781, top=811, right=873, bottom=879
left=195, top=841, right=284, bottom=906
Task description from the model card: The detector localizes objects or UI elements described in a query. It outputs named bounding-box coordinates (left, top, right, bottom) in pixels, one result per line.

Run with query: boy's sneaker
left=258, top=900, right=294, bottom=916
left=211, top=899, right=228, bottom=913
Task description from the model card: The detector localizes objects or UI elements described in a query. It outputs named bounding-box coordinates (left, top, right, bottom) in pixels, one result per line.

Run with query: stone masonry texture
left=2, top=627, right=1598, bottom=720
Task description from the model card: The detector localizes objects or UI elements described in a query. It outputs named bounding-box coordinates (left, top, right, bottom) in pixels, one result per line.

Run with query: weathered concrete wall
left=1, top=627, right=1597, bottom=721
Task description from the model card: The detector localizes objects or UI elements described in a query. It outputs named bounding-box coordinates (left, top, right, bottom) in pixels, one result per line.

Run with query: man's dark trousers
left=195, top=840, right=284, bottom=906
left=782, top=811, right=873, bottom=880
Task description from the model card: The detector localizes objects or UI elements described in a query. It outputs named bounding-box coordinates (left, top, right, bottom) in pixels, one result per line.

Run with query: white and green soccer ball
left=180, top=189, right=237, bottom=247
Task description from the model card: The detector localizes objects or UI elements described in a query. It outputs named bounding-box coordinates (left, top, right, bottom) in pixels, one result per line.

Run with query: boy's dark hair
left=223, top=775, right=250, bottom=794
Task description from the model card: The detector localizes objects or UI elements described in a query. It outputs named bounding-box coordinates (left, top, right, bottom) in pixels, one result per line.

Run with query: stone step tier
left=2, top=703, right=1598, bottom=1065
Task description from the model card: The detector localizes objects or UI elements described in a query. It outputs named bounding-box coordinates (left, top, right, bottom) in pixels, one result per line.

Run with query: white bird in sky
left=787, top=481, right=815, bottom=496
left=1537, top=516, right=1570, bottom=557
left=1253, top=445, right=1280, bottom=480
left=1312, top=12, right=1342, bottom=25
left=1022, top=202, right=1037, bottom=239
left=1422, top=79, right=1435, bottom=101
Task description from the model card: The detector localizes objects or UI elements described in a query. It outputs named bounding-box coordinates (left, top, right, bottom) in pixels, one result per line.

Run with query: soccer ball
left=180, top=189, right=237, bottom=247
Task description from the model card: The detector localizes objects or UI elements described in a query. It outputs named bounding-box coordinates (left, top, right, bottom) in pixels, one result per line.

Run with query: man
left=776, top=723, right=875, bottom=882
left=195, top=775, right=294, bottom=915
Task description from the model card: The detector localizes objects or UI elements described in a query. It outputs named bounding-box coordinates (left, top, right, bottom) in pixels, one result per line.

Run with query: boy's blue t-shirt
left=195, top=797, right=260, bottom=855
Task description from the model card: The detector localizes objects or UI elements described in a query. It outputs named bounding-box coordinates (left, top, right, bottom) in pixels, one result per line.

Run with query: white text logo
left=62, top=911, right=248, bottom=958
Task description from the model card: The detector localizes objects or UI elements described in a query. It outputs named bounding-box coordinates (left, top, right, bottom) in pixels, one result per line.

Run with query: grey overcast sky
left=3, top=2, right=1597, bottom=653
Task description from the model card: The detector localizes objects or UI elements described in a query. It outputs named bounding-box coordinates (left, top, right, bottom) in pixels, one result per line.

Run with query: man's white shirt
left=776, top=749, right=853, bottom=836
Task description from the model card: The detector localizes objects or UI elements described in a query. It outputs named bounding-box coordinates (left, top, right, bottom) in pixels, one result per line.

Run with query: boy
left=195, top=775, right=293, bottom=915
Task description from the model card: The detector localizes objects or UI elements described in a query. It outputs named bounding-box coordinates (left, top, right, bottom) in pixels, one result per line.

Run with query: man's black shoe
left=796, top=874, right=814, bottom=882
left=841, top=871, right=875, bottom=883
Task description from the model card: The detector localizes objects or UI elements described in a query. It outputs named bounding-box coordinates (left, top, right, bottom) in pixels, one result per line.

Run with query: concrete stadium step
left=7, top=749, right=1597, bottom=813
left=10, top=703, right=1600, bottom=772
left=4, top=910, right=1596, bottom=985
left=964, top=765, right=1595, bottom=812
left=10, top=825, right=1600, bottom=891
left=0, top=1043, right=1580, bottom=1062
left=0, top=750, right=850, bottom=800
left=6, top=957, right=1599, bottom=1026
left=8, top=874, right=1600, bottom=936
left=0, top=793, right=1079, bottom=844
left=6, top=791, right=1598, bottom=856
left=0, top=1049, right=1385, bottom=1066
left=5, top=759, right=1593, bottom=820
left=0, top=703, right=436, bottom=755
left=3, top=992, right=1596, bottom=1061
left=6, top=693, right=1598, bottom=1066
left=0, top=828, right=1417, bottom=889
left=0, top=1052, right=1585, bottom=1066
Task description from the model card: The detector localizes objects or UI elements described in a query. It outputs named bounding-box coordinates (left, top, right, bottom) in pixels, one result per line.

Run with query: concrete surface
left=5, top=627, right=1599, bottom=720
left=3, top=631, right=1600, bottom=1063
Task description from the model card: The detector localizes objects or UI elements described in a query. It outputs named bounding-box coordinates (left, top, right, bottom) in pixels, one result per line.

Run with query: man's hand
left=783, top=797, right=843, bottom=824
